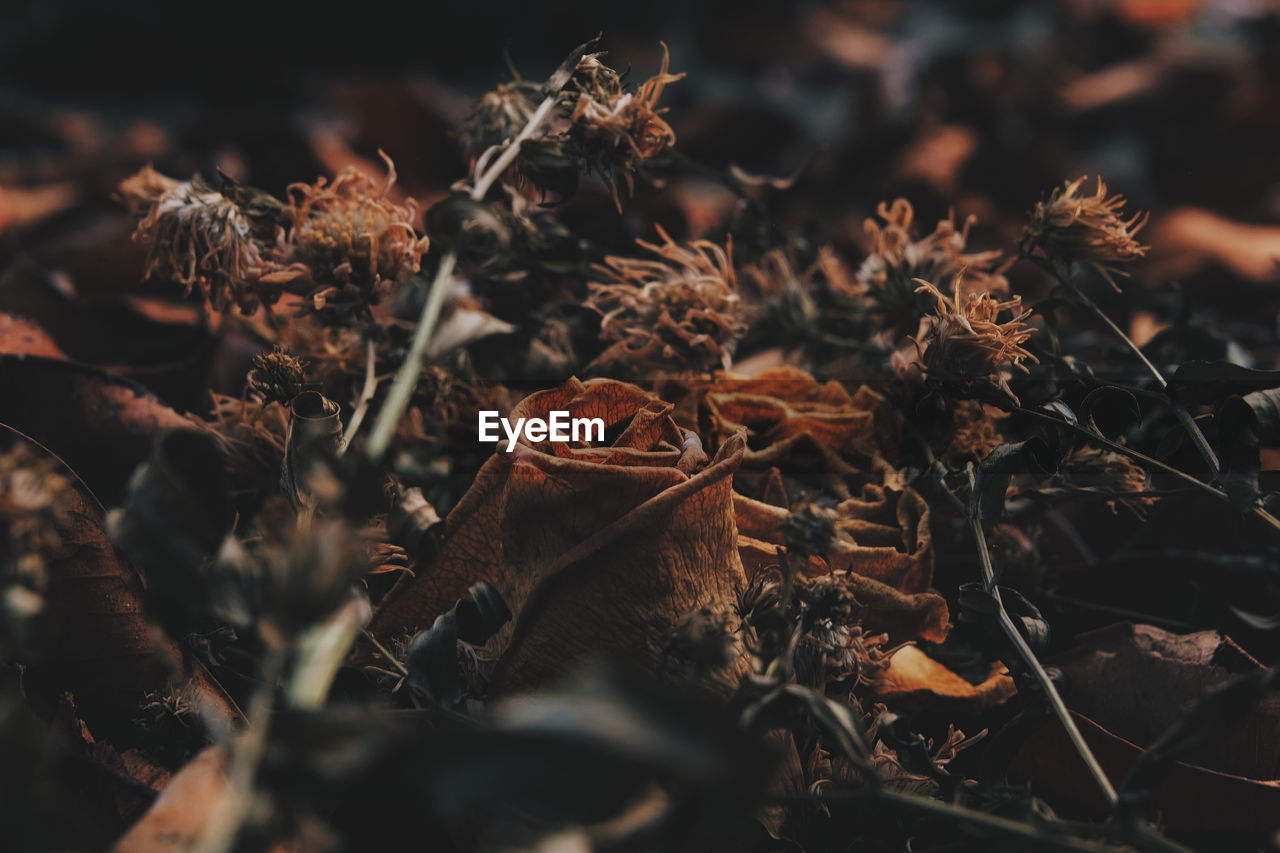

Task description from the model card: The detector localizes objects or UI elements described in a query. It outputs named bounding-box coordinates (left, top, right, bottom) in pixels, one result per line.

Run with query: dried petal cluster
left=270, top=161, right=430, bottom=315
left=858, top=198, right=1009, bottom=332
left=1023, top=176, right=1149, bottom=288
left=1059, top=445, right=1156, bottom=516
left=119, top=167, right=276, bottom=313
left=119, top=156, right=427, bottom=318
left=912, top=277, right=1038, bottom=403
left=587, top=228, right=747, bottom=374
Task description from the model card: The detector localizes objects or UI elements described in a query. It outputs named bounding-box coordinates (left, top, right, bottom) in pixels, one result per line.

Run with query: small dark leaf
left=1172, top=360, right=1280, bottom=407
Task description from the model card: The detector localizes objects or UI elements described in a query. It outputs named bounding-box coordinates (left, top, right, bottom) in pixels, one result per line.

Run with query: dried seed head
left=858, top=198, right=1009, bottom=333
left=248, top=345, right=307, bottom=405
left=587, top=227, right=746, bottom=374
left=913, top=277, right=1038, bottom=403
left=1023, top=176, right=1148, bottom=289
left=277, top=155, right=429, bottom=316
left=564, top=44, right=684, bottom=205
left=122, top=168, right=278, bottom=313
left=781, top=503, right=838, bottom=560
left=1060, top=445, right=1155, bottom=516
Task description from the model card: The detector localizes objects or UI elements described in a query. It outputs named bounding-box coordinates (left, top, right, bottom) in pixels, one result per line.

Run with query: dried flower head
left=1059, top=445, right=1155, bottom=516
left=781, top=503, right=838, bottom=560
left=464, top=80, right=543, bottom=158
left=913, top=277, right=1038, bottom=403
left=946, top=400, right=1007, bottom=464
left=859, top=199, right=1009, bottom=332
left=247, top=345, right=307, bottom=405
left=1023, top=176, right=1148, bottom=289
left=0, top=444, right=70, bottom=656
left=564, top=45, right=684, bottom=205
left=122, top=167, right=279, bottom=313
left=587, top=227, right=746, bottom=374
left=274, top=155, right=429, bottom=316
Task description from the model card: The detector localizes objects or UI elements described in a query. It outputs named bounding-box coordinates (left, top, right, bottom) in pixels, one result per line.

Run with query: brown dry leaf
left=112, top=746, right=227, bottom=853
left=871, top=645, right=1015, bottom=712
left=0, top=356, right=189, bottom=504
left=734, top=488, right=947, bottom=645
left=1052, top=622, right=1279, bottom=779
left=11, top=426, right=239, bottom=734
left=0, top=313, right=64, bottom=358
left=369, top=377, right=750, bottom=693
left=1147, top=207, right=1280, bottom=283
left=1004, top=622, right=1280, bottom=837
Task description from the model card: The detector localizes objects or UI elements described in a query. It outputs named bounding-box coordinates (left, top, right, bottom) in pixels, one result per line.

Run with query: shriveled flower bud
left=858, top=198, right=1009, bottom=333
left=780, top=503, right=838, bottom=560
left=1023, top=176, right=1148, bottom=290
left=1059, top=445, right=1155, bottom=516
left=247, top=345, right=307, bottom=405
left=946, top=400, right=1006, bottom=464
left=463, top=80, right=543, bottom=158
left=587, top=227, right=746, bottom=374
left=913, top=277, right=1038, bottom=403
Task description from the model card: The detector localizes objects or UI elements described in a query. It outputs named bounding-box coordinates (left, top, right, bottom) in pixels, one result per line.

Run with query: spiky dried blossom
left=1059, top=445, right=1156, bottom=516
left=858, top=198, right=1009, bottom=332
left=272, top=158, right=429, bottom=316
left=464, top=80, right=542, bottom=157
left=121, top=167, right=278, bottom=313
left=1023, top=176, right=1148, bottom=289
left=563, top=45, right=684, bottom=204
left=912, top=277, right=1038, bottom=403
left=248, top=345, right=307, bottom=405
left=587, top=227, right=747, bottom=374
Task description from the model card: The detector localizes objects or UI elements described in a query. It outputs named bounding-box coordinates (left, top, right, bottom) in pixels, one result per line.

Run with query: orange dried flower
left=859, top=198, right=1009, bottom=332
left=913, top=277, right=1038, bottom=403
left=587, top=227, right=747, bottom=374
left=275, top=156, right=429, bottom=316
left=1023, top=176, right=1148, bottom=290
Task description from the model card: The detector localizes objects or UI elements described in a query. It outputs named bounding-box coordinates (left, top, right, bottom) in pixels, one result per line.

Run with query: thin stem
left=1015, top=405, right=1280, bottom=533
left=968, top=470, right=1119, bottom=808
left=1032, top=256, right=1220, bottom=474
left=360, top=628, right=410, bottom=678
left=365, top=252, right=456, bottom=459
left=770, top=788, right=1125, bottom=853
left=340, top=338, right=379, bottom=452
left=191, top=647, right=286, bottom=853
left=363, top=92, right=561, bottom=461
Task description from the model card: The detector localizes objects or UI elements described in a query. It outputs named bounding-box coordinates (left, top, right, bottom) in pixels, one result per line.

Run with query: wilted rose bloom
left=587, top=227, right=747, bottom=374
left=1023, top=176, right=1148, bottom=289
left=1059, top=445, right=1155, bottom=516
left=913, top=277, right=1038, bottom=403
left=858, top=198, right=1009, bottom=333
left=120, top=166, right=278, bottom=313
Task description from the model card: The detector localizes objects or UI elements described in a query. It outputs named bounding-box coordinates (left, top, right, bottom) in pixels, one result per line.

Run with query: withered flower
left=1023, top=176, right=1148, bottom=289
left=1059, top=445, right=1155, bottom=516
left=946, top=400, right=1006, bottom=464
left=912, top=277, right=1038, bottom=403
left=121, top=167, right=279, bottom=313
left=274, top=157, right=429, bottom=316
left=587, top=227, right=746, bottom=374
left=564, top=45, right=684, bottom=205
left=858, top=198, right=1009, bottom=332
left=464, top=80, right=543, bottom=157
left=247, top=345, right=307, bottom=405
